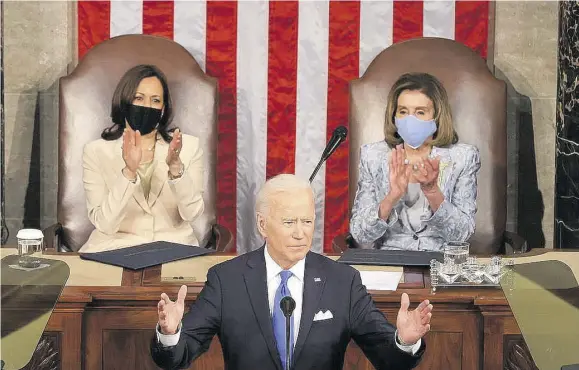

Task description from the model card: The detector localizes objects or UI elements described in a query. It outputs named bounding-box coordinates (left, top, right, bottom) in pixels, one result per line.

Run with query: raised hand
left=396, top=293, right=433, bottom=345
left=158, top=285, right=187, bottom=335
left=413, top=157, right=440, bottom=193
left=166, top=128, right=183, bottom=168
left=388, top=144, right=412, bottom=202
left=122, top=128, right=142, bottom=178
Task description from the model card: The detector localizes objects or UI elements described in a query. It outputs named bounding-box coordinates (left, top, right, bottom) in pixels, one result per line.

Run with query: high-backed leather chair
left=44, top=34, right=232, bottom=252
left=334, top=37, right=525, bottom=255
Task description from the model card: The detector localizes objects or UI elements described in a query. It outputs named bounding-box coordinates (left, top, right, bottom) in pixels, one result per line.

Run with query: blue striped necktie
left=272, top=270, right=294, bottom=369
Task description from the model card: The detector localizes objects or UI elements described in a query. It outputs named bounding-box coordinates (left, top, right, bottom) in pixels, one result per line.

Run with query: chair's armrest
left=502, top=230, right=528, bottom=255
left=332, top=232, right=362, bottom=253
left=42, top=223, right=73, bottom=253
left=42, top=223, right=62, bottom=252
left=332, top=233, right=349, bottom=253
left=59, top=244, right=73, bottom=252
left=209, top=224, right=234, bottom=252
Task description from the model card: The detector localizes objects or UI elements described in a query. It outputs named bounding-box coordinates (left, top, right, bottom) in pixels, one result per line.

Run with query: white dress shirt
left=157, top=246, right=421, bottom=355
left=264, top=245, right=304, bottom=347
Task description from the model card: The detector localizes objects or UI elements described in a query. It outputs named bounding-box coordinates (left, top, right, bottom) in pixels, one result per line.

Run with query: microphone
left=280, top=296, right=296, bottom=370
left=309, top=126, right=348, bottom=183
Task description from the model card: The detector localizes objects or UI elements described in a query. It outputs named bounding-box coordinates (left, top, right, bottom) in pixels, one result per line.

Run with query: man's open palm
left=396, top=293, right=433, bottom=345
left=158, top=285, right=187, bottom=335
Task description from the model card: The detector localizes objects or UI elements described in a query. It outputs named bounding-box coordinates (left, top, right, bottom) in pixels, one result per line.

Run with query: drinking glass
left=17, top=229, right=44, bottom=268
left=443, top=241, right=469, bottom=265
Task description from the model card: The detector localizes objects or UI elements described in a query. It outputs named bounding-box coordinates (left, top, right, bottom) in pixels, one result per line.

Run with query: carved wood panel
left=101, top=329, right=225, bottom=370
left=343, top=332, right=464, bottom=370
left=103, top=329, right=166, bottom=370
left=415, top=332, right=463, bottom=370
left=343, top=342, right=374, bottom=370
left=503, top=335, right=538, bottom=370
left=100, top=330, right=379, bottom=370
left=21, top=333, right=60, bottom=370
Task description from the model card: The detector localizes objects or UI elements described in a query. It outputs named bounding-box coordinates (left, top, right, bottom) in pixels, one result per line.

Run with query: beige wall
left=1, top=1, right=559, bottom=247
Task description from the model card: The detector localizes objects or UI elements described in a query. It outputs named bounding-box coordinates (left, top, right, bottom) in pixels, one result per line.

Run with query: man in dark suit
left=151, top=174, right=432, bottom=370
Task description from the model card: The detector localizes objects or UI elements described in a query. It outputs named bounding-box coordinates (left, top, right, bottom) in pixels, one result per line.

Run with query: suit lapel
left=292, top=253, right=326, bottom=365
left=243, top=249, right=283, bottom=370
left=431, top=146, right=453, bottom=194
left=147, top=139, right=168, bottom=207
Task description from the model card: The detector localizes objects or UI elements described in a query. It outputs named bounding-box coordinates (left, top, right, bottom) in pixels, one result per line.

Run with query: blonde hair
left=255, top=174, right=313, bottom=217
left=384, top=72, right=458, bottom=148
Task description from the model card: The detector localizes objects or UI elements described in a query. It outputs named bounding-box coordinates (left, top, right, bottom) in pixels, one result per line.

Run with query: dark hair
left=384, top=72, right=458, bottom=148
left=101, top=64, right=175, bottom=142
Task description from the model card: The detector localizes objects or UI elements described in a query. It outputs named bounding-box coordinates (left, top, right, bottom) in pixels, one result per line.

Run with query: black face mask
left=126, top=104, right=163, bottom=135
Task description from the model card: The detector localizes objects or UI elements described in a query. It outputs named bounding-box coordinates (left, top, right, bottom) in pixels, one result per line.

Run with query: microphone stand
left=309, top=160, right=324, bottom=183
left=308, top=126, right=347, bottom=184
left=280, top=296, right=296, bottom=370
left=285, top=315, right=291, bottom=370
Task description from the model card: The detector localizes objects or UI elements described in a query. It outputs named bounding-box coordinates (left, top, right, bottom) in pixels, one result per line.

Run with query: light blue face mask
left=394, top=115, right=437, bottom=149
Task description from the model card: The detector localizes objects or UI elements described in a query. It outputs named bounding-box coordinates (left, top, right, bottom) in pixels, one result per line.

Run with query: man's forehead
left=268, top=190, right=314, bottom=215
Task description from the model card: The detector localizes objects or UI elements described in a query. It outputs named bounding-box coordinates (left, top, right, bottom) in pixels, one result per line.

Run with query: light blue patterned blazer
left=349, top=141, right=481, bottom=251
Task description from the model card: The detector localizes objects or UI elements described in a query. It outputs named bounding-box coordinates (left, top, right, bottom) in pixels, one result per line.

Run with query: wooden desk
left=10, top=250, right=554, bottom=370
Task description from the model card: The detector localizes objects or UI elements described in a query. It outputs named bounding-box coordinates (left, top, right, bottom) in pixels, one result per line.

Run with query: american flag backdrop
left=78, top=0, right=490, bottom=254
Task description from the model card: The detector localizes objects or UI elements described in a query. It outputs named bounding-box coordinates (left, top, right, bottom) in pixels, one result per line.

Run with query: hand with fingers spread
left=413, top=156, right=441, bottom=193
left=396, top=293, right=433, bottom=345
left=388, top=144, right=412, bottom=202
left=158, top=285, right=188, bottom=335
left=122, top=128, right=142, bottom=180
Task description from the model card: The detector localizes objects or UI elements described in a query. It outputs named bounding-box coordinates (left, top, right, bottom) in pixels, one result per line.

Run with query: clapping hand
left=166, top=128, right=183, bottom=168
left=413, top=157, right=440, bottom=193
left=122, top=128, right=142, bottom=179
left=388, top=144, right=412, bottom=201
left=158, top=285, right=187, bottom=335
left=396, top=293, right=433, bottom=345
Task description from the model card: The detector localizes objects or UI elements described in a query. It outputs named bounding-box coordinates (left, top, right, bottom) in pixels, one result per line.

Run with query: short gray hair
left=255, top=174, right=313, bottom=216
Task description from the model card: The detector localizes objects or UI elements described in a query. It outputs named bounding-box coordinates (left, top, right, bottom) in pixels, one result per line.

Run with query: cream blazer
left=79, top=133, right=204, bottom=253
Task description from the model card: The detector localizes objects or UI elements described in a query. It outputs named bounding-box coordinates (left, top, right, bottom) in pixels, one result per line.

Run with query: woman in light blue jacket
left=350, top=72, right=481, bottom=251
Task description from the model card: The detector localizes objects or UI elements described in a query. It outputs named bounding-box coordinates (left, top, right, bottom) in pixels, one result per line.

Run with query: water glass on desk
left=16, top=228, right=44, bottom=268
left=443, top=241, right=469, bottom=265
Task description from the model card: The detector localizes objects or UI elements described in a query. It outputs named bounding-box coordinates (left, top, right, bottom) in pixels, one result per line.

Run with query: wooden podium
left=4, top=248, right=576, bottom=370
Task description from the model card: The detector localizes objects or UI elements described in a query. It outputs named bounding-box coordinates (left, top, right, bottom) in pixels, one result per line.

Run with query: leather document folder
left=79, top=241, right=215, bottom=270
left=337, top=248, right=443, bottom=267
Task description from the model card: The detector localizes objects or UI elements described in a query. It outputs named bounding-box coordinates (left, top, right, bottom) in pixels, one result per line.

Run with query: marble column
left=555, top=1, right=579, bottom=249
left=1, top=2, right=7, bottom=245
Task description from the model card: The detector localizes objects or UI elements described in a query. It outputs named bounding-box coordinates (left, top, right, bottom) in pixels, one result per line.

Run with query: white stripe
left=295, top=0, right=330, bottom=254
left=423, top=0, right=455, bottom=39
left=359, top=0, right=394, bottom=77
left=110, top=0, right=143, bottom=37
left=236, top=0, right=269, bottom=254
left=174, top=1, right=207, bottom=71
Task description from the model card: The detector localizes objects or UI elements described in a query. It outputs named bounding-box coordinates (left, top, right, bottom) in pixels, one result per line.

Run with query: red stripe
left=265, top=1, right=299, bottom=179
left=206, top=1, right=238, bottom=251
left=393, top=0, right=423, bottom=43
left=143, top=0, right=174, bottom=39
left=455, top=1, right=489, bottom=59
left=325, top=1, right=360, bottom=253
left=78, top=1, right=110, bottom=60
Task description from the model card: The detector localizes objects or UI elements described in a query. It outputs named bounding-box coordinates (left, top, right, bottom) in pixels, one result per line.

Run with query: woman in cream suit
left=350, top=72, right=481, bottom=251
left=79, top=65, right=204, bottom=253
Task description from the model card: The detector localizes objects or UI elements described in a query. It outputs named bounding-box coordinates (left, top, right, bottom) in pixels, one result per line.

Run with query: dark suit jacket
left=151, top=247, right=425, bottom=370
